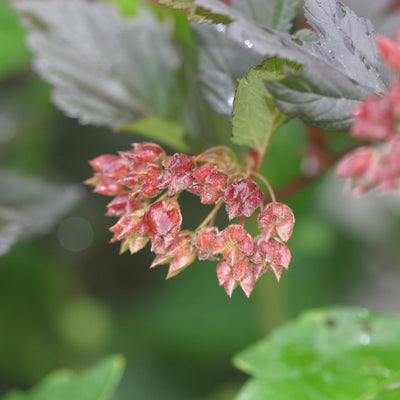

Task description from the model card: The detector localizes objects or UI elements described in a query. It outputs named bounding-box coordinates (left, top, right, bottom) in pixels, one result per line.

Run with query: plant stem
left=196, top=200, right=224, bottom=230
left=195, top=145, right=238, bottom=164
left=251, top=171, right=277, bottom=203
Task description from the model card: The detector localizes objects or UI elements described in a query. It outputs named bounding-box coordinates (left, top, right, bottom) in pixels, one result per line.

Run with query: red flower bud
left=255, top=237, right=291, bottom=281
left=120, top=142, right=166, bottom=166
left=141, top=199, right=182, bottom=253
left=151, top=231, right=196, bottom=278
left=109, top=209, right=145, bottom=242
left=216, top=260, right=237, bottom=297
left=192, top=226, right=218, bottom=260
left=222, top=178, right=263, bottom=219
left=216, top=256, right=255, bottom=297
left=120, top=235, right=149, bottom=255
left=106, top=193, right=143, bottom=216
left=190, top=166, right=228, bottom=204
left=377, top=29, right=400, bottom=72
left=86, top=154, right=128, bottom=195
left=87, top=178, right=125, bottom=196
left=212, top=224, right=254, bottom=263
left=258, top=202, right=295, bottom=242
left=160, top=153, right=196, bottom=196
left=117, top=163, right=163, bottom=198
left=351, top=96, right=396, bottom=141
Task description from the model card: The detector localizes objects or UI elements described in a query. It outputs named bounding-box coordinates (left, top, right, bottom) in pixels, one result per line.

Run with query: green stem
left=196, top=200, right=224, bottom=230
left=256, top=107, right=279, bottom=172
left=251, top=171, right=277, bottom=203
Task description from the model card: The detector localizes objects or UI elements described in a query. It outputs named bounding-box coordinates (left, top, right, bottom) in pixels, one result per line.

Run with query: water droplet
left=359, top=333, right=370, bottom=345
left=216, top=23, right=226, bottom=33
left=227, top=94, right=234, bottom=108
left=244, top=39, right=253, bottom=49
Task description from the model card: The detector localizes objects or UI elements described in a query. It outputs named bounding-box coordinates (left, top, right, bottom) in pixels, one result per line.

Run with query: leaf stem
left=256, top=107, right=279, bottom=171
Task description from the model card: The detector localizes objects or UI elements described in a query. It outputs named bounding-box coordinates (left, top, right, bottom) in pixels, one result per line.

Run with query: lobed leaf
left=158, top=0, right=232, bottom=23
left=194, top=0, right=394, bottom=131
left=193, top=23, right=263, bottom=116
left=266, top=61, right=373, bottom=131
left=231, top=58, right=292, bottom=149
left=193, top=0, right=299, bottom=117
left=14, top=0, right=180, bottom=128
left=230, top=0, right=300, bottom=31
left=234, top=307, right=400, bottom=400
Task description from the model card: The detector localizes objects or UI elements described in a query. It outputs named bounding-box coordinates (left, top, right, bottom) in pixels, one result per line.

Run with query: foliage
left=0, top=170, right=81, bottom=255
left=3, top=356, right=125, bottom=400
left=1, top=0, right=400, bottom=399
left=234, top=307, right=400, bottom=399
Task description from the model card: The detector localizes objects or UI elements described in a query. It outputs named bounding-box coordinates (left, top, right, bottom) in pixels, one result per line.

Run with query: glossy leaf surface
left=234, top=307, right=400, bottom=400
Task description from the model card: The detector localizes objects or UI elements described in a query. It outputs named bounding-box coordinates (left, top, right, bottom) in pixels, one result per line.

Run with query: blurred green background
left=1, top=1, right=400, bottom=399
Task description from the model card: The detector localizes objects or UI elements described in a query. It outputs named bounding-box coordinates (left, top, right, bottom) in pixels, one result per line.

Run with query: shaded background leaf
left=122, top=116, right=189, bottom=152
left=0, top=2, right=30, bottom=80
left=14, top=0, right=180, bottom=128
left=3, top=356, right=125, bottom=400
left=0, top=208, right=28, bottom=256
left=0, top=170, right=82, bottom=255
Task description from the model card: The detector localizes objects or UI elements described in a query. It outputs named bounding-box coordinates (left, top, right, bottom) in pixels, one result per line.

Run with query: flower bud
left=222, top=178, right=263, bottom=219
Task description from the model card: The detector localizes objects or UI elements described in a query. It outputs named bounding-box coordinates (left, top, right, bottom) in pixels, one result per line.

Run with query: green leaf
left=265, top=61, right=371, bottom=131
left=230, top=0, right=300, bottom=31
left=158, top=0, right=232, bottom=23
left=122, top=115, right=190, bottom=152
left=234, top=307, right=400, bottom=400
left=0, top=2, right=30, bottom=79
left=194, top=0, right=394, bottom=131
left=0, top=170, right=82, bottom=256
left=3, top=391, right=28, bottom=400
left=14, top=0, right=180, bottom=128
left=193, top=24, right=263, bottom=116
left=231, top=58, right=293, bottom=149
left=192, top=0, right=299, bottom=118
left=102, top=0, right=139, bottom=16
left=3, top=356, right=125, bottom=400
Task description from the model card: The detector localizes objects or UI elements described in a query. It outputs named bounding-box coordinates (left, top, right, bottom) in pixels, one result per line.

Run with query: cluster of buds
left=86, top=142, right=295, bottom=297
left=336, top=29, right=400, bottom=194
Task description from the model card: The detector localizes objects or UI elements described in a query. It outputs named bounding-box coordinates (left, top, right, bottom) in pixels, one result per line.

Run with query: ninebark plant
left=16, top=0, right=400, bottom=297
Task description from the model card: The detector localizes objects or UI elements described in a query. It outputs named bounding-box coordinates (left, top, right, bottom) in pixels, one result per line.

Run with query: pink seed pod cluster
left=86, top=143, right=295, bottom=297
left=336, top=29, right=400, bottom=194
left=377, top=28, right=400, bottom=73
